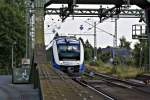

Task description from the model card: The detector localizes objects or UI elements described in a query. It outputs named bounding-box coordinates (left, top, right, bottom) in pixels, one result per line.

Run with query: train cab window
left=57, top=44, right=80, bottom=60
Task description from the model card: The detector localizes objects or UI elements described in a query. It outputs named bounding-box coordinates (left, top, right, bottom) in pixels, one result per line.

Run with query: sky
left=44, top=5, right=144, bottom=49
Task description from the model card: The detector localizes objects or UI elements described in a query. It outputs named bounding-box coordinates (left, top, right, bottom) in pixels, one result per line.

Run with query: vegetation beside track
left=86, top=60, right=144, bottom=79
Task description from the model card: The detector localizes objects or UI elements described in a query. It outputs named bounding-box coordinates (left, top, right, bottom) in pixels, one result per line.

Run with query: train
left=51, top=36, right=84, bottom=75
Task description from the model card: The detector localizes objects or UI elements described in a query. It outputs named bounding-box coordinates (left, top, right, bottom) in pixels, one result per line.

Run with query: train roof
left=55, top=36, right=80, bottom=45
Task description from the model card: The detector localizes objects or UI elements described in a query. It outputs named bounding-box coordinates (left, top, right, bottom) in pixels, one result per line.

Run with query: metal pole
left=94, top=22, right=97, bottom=61
left=112, top=18, right=117, bottom=59
left=114, top=18, right=117, bottom=47
left=12, top=44, right=14, bottom=69
left=26, top=0, right=30, bottom=58
left=26, top=1, right=28, bottom=58
left=31, top=1, right=35, bottom=49
left=29, top=1, right=34, bottom=61
left=11, top=42, right=16, bottom=70
left=145, top=8, right=150, bottom=71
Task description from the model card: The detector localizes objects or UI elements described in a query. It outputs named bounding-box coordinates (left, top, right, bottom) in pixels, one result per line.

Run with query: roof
left=101, top=47, right=132, bottom=57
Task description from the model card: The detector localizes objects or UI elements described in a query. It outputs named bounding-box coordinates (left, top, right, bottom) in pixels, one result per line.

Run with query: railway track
left=88, top=71, right=150, bottom=94
left=77, top=71, right=150, bottom=100
left=135, top=74, right=150, bottom=85
left=92, top=73, right=145, bottom=89
left=86, top=69, right=146, bottom=86
left=74, top=78, right=115, bottom=100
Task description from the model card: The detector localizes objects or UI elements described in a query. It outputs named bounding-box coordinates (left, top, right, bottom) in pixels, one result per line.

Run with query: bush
left=113, top=56, right=121, bottom=65
left=101, top=52, right=112, bottom=62
left=125, top=57, right=134, bottom=65
left=89, top=60, right=104, bottom=66
left=87, top=62, right=144, bottom=79
left=112, top=65, right=143, bottom=79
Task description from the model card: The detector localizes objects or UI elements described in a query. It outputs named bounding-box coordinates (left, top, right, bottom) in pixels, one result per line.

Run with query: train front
left=52, top=37, right=84, bottom=75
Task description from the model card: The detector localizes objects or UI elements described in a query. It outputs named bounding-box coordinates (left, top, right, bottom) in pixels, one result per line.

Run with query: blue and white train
left=51, top=36, right=84, bottom=75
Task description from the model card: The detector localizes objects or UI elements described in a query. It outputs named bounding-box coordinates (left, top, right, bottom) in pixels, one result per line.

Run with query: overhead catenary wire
left=84, top=20, right=115, bottom=37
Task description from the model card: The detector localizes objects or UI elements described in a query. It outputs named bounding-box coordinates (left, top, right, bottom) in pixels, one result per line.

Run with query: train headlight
left=60, top=61, right=63, bottom=64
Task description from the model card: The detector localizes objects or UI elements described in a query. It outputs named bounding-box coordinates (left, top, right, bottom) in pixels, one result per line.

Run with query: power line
left=84, top=21, right=114, bottom=37
left=68, top=21, right=97, bottom=61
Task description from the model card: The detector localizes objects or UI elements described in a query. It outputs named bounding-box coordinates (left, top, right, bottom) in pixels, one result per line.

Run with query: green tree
left=119, top=36, right=131, bottom=50
left=97, top=47, right=102, bottom=60
left=85, top=40, right=92, bottom=48
left=0, top=0, right=26, bottom=73
left=84, top=40, right=94, bottom=61
left=101, top=52, right=112, bottom=62
left=133, top=40, right=149, bottom=67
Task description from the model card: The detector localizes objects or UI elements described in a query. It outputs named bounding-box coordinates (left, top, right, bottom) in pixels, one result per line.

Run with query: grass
left=113, top=65, right=143, bottom=79
left=86, top=61, right=144, bottom=79
left=86, top=64, right=112, bottom=74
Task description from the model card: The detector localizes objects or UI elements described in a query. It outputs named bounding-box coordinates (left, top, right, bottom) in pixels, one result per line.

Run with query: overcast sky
left=44, top=5, right=143, bottom=49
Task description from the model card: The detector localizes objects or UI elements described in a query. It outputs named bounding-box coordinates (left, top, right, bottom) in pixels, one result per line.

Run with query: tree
left=85, top=40, right=92, bottom=48
left=97, top=47, right=102, bottom=60
left=101, top=52, right=112, bottom=62
left=84, top=40, right=94, bottom=61
left=133, top=40, right=149, bottom=67
left=119, top=36, right=131, bottom=50
left=0, top=0, right=26, bottom=73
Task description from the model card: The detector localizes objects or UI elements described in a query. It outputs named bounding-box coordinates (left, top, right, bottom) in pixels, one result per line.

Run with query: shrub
left=89, top=60, right=104, bottom=66
left=112, top=65, right=143, bottom=79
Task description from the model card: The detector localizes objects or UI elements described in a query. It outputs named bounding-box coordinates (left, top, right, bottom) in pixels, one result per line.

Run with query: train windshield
left=57, top=44, right=80, bottom=60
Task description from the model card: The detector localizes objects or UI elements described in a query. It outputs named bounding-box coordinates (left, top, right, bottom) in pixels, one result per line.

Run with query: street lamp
left=11, top=41, right=16, bottom=69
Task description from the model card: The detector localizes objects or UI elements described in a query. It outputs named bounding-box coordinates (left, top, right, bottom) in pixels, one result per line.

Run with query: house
left=101, top=47, right=132, bottom=63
